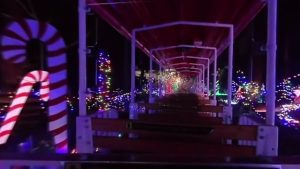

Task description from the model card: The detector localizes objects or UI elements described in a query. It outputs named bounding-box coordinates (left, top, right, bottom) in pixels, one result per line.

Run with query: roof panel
left=88, top=0, right=266, bottom=67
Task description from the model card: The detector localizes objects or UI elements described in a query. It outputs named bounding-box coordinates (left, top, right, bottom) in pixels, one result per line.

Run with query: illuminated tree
left=87, top=49, right=111, bottom=111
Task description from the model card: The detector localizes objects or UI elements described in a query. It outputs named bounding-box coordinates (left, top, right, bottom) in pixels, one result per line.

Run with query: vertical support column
left=206, top=63, right=210, bottom=95
left=149, top=55, right=154, bottom=103
left=76, top=116, right=93, bottom=153
left=199, top=69, right=203, bottom=95
left=266, top=0, right=277, bottom=126
left=199, top=71, right=202, bottom=94
left=262, top=0, right=278, bottom=156
left=130, top=31, right=136, bottom=119
left=213, top=49, right=217, bottom=102
left=256, top=126, right=278, bottom=156
left=196, top=75, right=199, bottom=93
left=78, top=0, right=87, bottom=116
left=202, top=68, right=205, bottom=94
left=197, top=72, right=200, bottom=94
left=225, top=26, right=234, bottom=124
left=198, top=72, right=201, bottom=94
left=159, top=65, right=162, bottom=97
left=77, top=0, right=93, bottom=153
left=227, top=27, right=234, bottom=107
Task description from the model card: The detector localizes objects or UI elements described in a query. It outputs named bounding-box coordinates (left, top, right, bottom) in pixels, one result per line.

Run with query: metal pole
left=196, top=75, right=199, bottom=93
left=266, top=0, right=277, bottom=126
left=77, top=0, right=93, bottom=154
left=225, top=26, right=234, bottom=124
left=149, top=55, right=153, bottom=103
left=227, top=27, right=234, bottom=106
left=159, top=65, right=162, bottom=97
left=134, top=21, right=232, bottom=32
left=202, top=68, right=205, bottom=94
left=78, top=0, right=87, bottom=116
left=199, top=70, right=203, bottom=94
left=198, top=74, right=200, bottom=93
left=213, top=49, right=217, bottom=101
left=206, top=61, right=210, bottom=95
left=130, top=31, right=136, bottom=119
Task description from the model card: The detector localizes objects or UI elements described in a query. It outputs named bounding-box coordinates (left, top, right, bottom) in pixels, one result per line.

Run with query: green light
left=216, top=91, right=227, bottom=96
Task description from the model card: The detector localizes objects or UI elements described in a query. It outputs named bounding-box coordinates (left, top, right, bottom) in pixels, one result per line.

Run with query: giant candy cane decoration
left=0, top=70, right=49, bottom=144
left=0, top=19, right=68, bottom=153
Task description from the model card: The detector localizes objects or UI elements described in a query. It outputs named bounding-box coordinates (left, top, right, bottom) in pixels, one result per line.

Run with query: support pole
left=198, top=75, right=201, bottom=93
left=149, top=55, right=153, bottom=103
left=225, top=26, right=234, bottom=124
left=207, top=62, right=210, bottom=95
left=77, top=0, right=93, bottom=154
left=199, top=71, right=203, bottom=94
left=213, top=49, right=217, bottom=101
left=78, top=0, right=87, bottom=116
left=227, top=27, right=234, bottom=107
left=130, top=31, right=136, bottom=119
left=196, top=75, right=199, bottom=93
left=202, top=68, right=205, bottom=94
left=266, top=0, right=277, bottom=126
left=159, top=65, right=162, bottom=97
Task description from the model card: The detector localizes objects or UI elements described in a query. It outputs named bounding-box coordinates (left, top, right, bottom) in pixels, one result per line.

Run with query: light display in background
left=233, top=82, right=266, bottom=109
left=276, top=78, right=294, bottom=104
left=160, top=71, right=200, bottom=94
left=161, top=71, right=181, bottom=94
left=216, top=70, right=266, bottom=105
left=87, top=49, right=112, bottom=112
left=215, top=69, right=300, bottom=127
left=109, top=90, right=130, bottom=112
left=276, top=74, right=300, bottom=126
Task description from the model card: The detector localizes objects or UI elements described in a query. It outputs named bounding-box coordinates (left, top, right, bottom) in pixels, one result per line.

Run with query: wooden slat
left=138, top=113, right=223, bottom=125
left=145, top=100, right=212, bottom=106
left=91, top=118, right=258, bottom=140
left=123, top=132, right=223, bottom=144
left=92, top=118, right=128, bottom=131
left=209, top=125, right=257, bottom=140
left=197, top=105, right=223, bottom=112
left=196, top=99, right=212, bottom=105
left=140, top=103, right=223, bottom=113
left=93, top=137, right=256, bottom=157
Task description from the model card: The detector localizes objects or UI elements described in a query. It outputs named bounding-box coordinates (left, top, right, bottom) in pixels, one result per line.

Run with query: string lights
left=87, top=50, right=112, bottom=112
left=215, top=69, right=300, bottom=127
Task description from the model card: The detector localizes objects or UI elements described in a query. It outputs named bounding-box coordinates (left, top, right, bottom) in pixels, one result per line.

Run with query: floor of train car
left=0, top=152, right=286, bottom=169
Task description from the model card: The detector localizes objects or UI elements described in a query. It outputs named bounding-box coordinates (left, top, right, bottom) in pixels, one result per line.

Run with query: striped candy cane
left=0, top=19, right=68, bottom=153
left=0, top=70, right=49, bottom=144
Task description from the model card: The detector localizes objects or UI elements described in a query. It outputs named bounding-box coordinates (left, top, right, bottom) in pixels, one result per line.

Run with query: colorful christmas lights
left=87, top=50, right=112, bottom=112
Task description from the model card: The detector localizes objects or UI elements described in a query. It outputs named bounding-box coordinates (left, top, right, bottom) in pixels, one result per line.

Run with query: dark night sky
left=0, top=0, right=300, bottom=93
left=231, top=0, right=300, bottom=83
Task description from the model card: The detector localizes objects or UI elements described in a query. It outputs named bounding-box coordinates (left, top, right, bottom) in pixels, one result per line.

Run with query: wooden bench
left=138, top=113, right=223, bottom=125
left=138, top=93, right=222, bottom=117
left=138, top=102, right=224, bottom=118
left=91, top=118, right=259, bottom=157
left=77, top=94, right=277, bottom=157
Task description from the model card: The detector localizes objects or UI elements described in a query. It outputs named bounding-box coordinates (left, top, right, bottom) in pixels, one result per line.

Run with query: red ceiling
left=88, top=0, right=266, bottom=74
